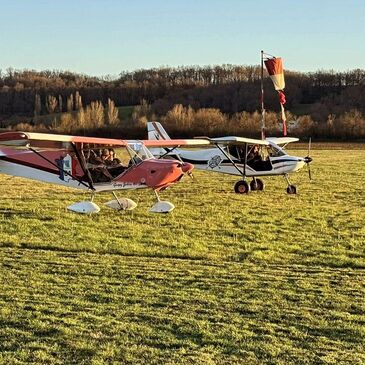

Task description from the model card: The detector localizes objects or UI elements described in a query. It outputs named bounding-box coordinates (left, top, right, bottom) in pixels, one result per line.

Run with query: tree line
left=1, top=65, right=365, bottom=139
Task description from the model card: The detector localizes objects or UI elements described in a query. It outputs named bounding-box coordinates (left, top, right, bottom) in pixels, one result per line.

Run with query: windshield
left=267, top=144, right=286, bottom=157
left=127, top=142, right=153, bottom=165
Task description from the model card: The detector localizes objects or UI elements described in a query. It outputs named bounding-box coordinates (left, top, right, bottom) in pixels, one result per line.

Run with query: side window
left=113, top=148, right=131, bottom=166
left=228, top=146, right=239, bottom=159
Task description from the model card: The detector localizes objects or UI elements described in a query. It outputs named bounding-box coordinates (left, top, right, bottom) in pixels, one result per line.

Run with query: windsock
left=264, top=57, right=287, bottom=136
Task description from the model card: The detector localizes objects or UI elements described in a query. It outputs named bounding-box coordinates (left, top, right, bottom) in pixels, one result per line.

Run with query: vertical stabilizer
left=147, top=122, right=172, bottom=157
left=147, top=122, right=171, bottom=141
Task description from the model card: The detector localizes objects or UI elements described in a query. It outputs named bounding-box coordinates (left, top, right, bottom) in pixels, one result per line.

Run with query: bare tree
left=132, top=99, right=151, bottom=125
left=58, top=95, right=63, bottom=113
left=67, top=93, right=74, bottom=112
left=106, top=98, right=119, bottom=125
left=85, top=101, right=104, bottom=128
left=46, top=95, right=58, bottom=114
left=76, top=107, right=86, bottom=130
left=75, top=91, right=82, bottom=110
left=34, top=93, right=41, bottom=117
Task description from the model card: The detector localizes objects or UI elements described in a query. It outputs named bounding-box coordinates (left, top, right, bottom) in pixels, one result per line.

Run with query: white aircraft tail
left=147, top=121, right=171, bottom=141
left=147, top=121, right=173, bottom=157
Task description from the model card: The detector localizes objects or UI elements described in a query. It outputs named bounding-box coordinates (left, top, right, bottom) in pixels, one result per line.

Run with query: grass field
left=0, top=147, right=364, bottom=364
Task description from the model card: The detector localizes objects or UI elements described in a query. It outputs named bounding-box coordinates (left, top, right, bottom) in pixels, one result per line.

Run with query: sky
left=1, top=0, right=364, bottom=77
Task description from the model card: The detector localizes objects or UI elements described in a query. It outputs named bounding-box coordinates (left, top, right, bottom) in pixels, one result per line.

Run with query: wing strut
left=158, top=146, right=181, bottom=159
left=70, top=143, right=95, bottom=190
left=27, top=145, right=93, bottom=190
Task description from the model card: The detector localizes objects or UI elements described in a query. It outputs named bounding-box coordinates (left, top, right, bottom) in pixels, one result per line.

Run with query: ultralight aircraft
left=0, top=131, right=209, bottom=213
left=147, top=122, right=313, bottom=194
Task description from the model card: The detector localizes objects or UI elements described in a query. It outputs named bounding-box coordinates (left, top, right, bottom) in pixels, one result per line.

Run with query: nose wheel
left=284, top=174, right=297, bottom=194
left=250, top=178, right=265, bottom=191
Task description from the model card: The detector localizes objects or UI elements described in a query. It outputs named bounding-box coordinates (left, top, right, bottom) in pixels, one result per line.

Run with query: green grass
left=0, top=147, right=364, bottom=364
left=117, top=106, right=134, bottom=120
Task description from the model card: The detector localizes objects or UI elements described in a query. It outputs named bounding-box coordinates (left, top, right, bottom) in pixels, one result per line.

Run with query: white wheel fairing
left=150, top=201, right=175, bottom=213
left=105, top=198, right=137, bottom=211
left=67, top=201, right=100, bottom=214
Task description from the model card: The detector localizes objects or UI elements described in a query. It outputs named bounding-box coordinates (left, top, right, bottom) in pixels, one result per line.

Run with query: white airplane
left=147, top=122, right=312, bottom=194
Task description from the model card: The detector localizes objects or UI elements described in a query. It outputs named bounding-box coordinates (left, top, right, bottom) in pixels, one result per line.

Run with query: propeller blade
left=308, top=163, right=312, bottom=181
left=305, top=137, right=313, bottom=181
left=307, top=137, right=312, bottom=157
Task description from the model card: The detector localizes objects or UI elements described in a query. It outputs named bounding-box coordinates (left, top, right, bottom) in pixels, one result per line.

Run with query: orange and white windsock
left=264, top=57, right=287, bottom=136
left=264, top=57, right=285, bottom=90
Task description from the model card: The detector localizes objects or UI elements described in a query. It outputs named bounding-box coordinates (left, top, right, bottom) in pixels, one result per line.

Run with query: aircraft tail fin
left=147, top=122, right=178, bottom=158
left=147, top=122, right=171, bottom=141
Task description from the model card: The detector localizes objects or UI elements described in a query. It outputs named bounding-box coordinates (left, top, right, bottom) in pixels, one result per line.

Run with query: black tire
left=250, top=178, right=265, bottom=191
left=234, top=180, right=250, bottom=194
left=286, top=185, right=297, bottom=194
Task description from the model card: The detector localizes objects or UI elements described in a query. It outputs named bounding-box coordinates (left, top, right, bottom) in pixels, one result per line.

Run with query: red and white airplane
left=0, top=131, right=209, bottom=213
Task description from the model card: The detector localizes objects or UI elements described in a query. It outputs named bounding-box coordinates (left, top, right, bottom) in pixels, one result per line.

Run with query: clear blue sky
left=1, top=0, right=364, bottom=76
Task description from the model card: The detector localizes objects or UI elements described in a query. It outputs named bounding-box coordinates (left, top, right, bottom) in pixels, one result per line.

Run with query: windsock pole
left=260, top=50, right=266, bottom=140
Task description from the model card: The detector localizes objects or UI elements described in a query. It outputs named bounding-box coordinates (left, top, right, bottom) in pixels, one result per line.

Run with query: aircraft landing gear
left=105, top=191, right=137, bottom=211
left=150, top=190, right=175, bottom=213
left=250, top=178, right=265, bottom=191
left=287, top=185, right=297, bottom=194
left=234, top=180, right=250, bottom=194
left=284, top=174, right=297, bottom=194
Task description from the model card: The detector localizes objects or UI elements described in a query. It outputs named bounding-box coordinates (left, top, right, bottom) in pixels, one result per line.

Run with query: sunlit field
left=0, top=147, right=364, bottom=364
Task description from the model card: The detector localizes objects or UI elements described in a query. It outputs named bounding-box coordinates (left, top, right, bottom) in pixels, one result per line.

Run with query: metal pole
left=261, top=50, right=265, bottom=140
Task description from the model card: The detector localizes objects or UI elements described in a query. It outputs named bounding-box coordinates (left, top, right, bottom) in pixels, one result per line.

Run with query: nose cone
left=181, top=162, right=194, bottom=174
left=304, top=156, right=313, bottom=163
left=138, top=160, right=194, bottom=191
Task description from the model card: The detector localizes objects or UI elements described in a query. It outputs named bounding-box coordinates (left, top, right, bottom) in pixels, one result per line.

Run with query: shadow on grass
left=0, top=208, right=54, bottom=221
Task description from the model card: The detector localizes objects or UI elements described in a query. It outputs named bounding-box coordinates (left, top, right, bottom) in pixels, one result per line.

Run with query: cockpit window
left=267, top=145, right=285, bottom=157
left=127, top=142, right=153, bottom=165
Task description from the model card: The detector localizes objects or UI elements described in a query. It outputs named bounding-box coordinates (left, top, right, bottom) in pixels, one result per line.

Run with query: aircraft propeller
left=176, top=154, right=195, bottom=180
left=304, top=137, right=313, bottom=181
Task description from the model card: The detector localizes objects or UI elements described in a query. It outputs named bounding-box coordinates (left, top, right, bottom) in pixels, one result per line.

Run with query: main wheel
left=234, top=180, right=250, bottom=194
left=250, top=178, right=265, bottom=191
left=286, top=184, right=297, bottom=194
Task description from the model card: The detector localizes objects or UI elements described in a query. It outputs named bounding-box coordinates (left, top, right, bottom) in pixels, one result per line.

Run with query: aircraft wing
left=0, top=132, right=31, bottom=146
left=208, top=136, right=269, bottom=146
left=0, top=132, right=210, bottom=149
left=266, top=137, right=299, bottom=145
left=0, top=131, right=129, bottom=149
left=142, top=139, right=210, bottom=147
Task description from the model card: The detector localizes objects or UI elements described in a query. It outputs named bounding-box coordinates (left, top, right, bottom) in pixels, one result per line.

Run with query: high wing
left=142, top=139, right=210, bottom=147
left=266, top=137, right=299, bottom=145
left=0, top=131, right=128, bottom=148
left=208, top=136, right=269, bottom=146
left=0, top=131, right=210, bottom=149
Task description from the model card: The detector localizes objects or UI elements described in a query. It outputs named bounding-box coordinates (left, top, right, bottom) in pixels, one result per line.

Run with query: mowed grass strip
left=0, top=248, right=364, bottom=365
left=0, top=149, right=364, bottom=267
left=0, top=147, right=364, bottom=364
